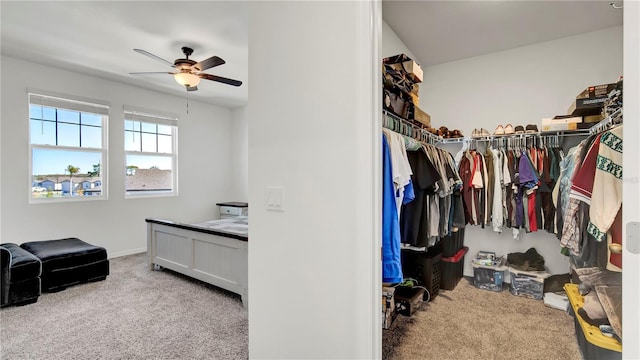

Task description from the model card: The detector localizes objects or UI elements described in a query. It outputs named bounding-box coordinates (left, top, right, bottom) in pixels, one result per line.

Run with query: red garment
left=571, top=135, right=602, bottom=202
left=528, top=191, right=537, bottom=232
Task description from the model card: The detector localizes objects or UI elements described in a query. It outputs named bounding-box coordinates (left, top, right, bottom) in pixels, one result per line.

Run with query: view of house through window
left=124, top=107, right=178, bottom=196
left=29, top=93, right=108, bottom=201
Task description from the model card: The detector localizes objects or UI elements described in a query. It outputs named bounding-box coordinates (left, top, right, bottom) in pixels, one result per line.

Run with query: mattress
left=192, top=216, right=249, bottom=236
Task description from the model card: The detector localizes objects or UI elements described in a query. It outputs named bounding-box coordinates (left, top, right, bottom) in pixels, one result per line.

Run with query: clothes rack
left=589, top=108, right=622, bottom=135
left=382, top=110, right=441, bottom=145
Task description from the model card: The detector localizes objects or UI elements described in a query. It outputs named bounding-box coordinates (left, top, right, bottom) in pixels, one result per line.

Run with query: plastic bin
left=508, top=267, right=550, bottom=300
left=441, top=227, right=465, bottom=257
left=401, top=247, right=442, bottom=301
left=564, top=284, right=621, bottom=358
left=440, top=246, right=468, bottom=290
left=472, top=256, right=507, bottom=292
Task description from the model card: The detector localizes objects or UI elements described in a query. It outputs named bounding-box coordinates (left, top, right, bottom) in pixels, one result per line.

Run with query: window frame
left=123, top=105, right=178, bottom=199
left=28, top=90, right=109, bottom=204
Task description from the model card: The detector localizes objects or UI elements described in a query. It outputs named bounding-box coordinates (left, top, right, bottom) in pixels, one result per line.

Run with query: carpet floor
left=0, top=253, right=248, bottom=360
left=383, top=278, right=582, bottom=359
left=2, top=254, right=581, bottom=359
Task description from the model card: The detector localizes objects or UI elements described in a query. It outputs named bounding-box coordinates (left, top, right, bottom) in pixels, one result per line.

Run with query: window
left=29, top=92, right=108, bottom=202
left=124, top=106, right=178, bottom=197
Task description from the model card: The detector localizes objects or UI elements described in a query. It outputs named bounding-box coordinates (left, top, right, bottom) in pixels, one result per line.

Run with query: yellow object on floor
left=564, top=284, right=621, bottom=352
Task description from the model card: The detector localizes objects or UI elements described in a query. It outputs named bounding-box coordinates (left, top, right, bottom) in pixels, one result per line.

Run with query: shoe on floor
left=525, top=124, right=539, bottom=133
left=504, top=124, right=515, bottom=135
left=514, top=125, right=525, bottom=134
left=494, top=125, right=505, bottom=135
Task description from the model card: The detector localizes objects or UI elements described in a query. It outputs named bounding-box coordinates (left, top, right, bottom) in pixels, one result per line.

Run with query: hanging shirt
left=382, top=135, right=402, bottom=283
left=382, top=129, right=413, bottom=216
left=588, top=126, right=623, bottom=243
left=491, top=149, right=504, bottom=233
left=400, top=147, right=440, bottom=246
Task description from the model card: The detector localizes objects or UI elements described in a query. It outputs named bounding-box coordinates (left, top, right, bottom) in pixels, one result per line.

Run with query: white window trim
left=124, top=106, right=178, bottom=199
left=28, top=91, right=109, bottom=204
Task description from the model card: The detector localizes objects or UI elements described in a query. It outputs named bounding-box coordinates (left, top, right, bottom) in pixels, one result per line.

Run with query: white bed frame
left=146, top=220, right=248, bottom=307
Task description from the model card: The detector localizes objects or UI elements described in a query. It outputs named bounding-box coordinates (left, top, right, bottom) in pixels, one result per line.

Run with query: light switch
left=266, top=186, right=285, bottom=212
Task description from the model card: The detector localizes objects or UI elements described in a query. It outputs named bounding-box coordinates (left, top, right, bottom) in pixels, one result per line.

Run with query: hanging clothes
left=587, top=125, right=623, bottom=243
left=382, top=135, right=402, bottom=283
left=400, top=146, right=440, bottom=247
left=382, top=128, right=413, bottom=216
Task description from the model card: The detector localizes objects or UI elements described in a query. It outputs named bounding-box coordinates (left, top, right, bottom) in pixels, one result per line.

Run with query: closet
left=380, top=2, right=626, bottom=357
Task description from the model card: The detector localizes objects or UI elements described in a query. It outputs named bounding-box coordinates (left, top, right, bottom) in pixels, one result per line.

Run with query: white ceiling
left=382, top=0, right=623, bottom=68
left=1, top=1, right=248, bottom=108
left=1, top=1, right=623, bottom=109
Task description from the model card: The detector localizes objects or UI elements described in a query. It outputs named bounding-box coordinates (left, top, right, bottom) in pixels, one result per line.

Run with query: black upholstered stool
left=0, top=243, right=42, bottom=307
left=20, top=238, right=109, bottom=292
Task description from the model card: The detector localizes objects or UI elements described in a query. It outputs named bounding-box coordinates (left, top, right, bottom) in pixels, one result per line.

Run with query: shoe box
left=541, top=116, right=582, bottom=132
left=568, top=82, right=619, bottom=117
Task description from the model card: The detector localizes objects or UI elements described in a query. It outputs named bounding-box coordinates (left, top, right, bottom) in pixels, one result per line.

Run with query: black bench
left=0, top=243, right=42, bottom=307
left=20, top=238, right=109, bottom=292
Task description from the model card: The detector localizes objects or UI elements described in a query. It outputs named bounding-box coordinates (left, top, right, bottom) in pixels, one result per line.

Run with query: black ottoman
left=0, top=243, right=42, bottom=307
left=20, top=238, right=109, bottom=292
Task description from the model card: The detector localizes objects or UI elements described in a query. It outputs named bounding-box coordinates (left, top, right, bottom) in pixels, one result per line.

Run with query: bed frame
left=146, top=218, right=248, bottom=307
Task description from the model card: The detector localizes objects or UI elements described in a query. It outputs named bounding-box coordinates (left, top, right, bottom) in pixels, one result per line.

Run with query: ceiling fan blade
left=199, top=73, right=242, bottom=87
left=186, top=86, right=198, bottom=92
left=192, top=56, right=225, bottom=72
left=129, top=72, right=175, bottom=75
left=133, top=49, right=175, bottom=68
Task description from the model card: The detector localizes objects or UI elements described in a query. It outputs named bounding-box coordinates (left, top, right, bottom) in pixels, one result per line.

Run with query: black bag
left=383, top=89, right=408, bottom=118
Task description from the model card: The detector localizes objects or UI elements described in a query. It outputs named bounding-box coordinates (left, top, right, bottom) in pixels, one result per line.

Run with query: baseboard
left=108, top=248, right=146, bottom=259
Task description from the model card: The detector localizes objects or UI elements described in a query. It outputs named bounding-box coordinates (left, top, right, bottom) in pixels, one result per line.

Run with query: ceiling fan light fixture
left=174, top=72, right=201, bottom=87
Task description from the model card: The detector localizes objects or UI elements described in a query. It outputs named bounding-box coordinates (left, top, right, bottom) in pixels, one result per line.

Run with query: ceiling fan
left=130, top=46, right=242, bottom=91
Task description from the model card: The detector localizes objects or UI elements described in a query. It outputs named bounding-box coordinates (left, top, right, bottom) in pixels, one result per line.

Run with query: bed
left=146, top=216, right=248, bottom=307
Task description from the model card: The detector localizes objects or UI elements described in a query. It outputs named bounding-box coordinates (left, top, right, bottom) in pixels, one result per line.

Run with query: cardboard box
left=411, top=104, right=431, bottom=127
left=576, top=83, right=617, bottom=99
left=541, top=116, right=581, bottom=132
left=583, top=114, right=604, bottom=123
left=508, top=267, right=550, bottom=300
left=382, top=286, right=396, bottom=329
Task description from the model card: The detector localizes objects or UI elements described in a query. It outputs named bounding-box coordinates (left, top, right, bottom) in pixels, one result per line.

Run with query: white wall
left=382, top=20, right=417, bottom=62
left=231, top=106, right=248, bottom=203
left=622, top=2, right=640, bottom=358
left=1, top=55, right=236, bottom=257
left=382, top=25, right=623, bottom=277
left=248, top=2, right=379, bottom=358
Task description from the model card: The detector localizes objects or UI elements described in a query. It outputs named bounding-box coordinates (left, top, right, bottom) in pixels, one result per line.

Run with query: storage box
left=583, top=114, right=604, bottom=123
left=394, top=286, right=425, bottom=316
left=411, top=104, right=431, bottom=127
left=508, top=267, right=550, bottom=300
left=472, top=256, right=507, bottom=292
left=576, top=83, right=617, bottom=99
left=440, top=246, right=468, bottom=290
left=564, top=284, right=621, bottom=358
left=441, top=228, right=465, bottom=257
left=382, top=286, right=396, bottom=329
left=401, top=248, right=442, bottom=301
left=568, top=97, right=607, bottom=117
left=541, top=116, right=581, bottom=132
left=383, top=54, right=423, bottom=83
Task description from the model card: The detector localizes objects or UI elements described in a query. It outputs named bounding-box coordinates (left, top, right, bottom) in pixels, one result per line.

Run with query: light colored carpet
left=0, top=253, right=248, bottom=359
left=383, top=278, right=582, bottom=360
